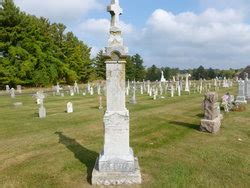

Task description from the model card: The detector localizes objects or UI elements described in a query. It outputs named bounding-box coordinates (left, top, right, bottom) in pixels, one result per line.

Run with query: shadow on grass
left=196, top=113, right=204, bottom=118
left=55, top=131, right=98, bottom=184
left=169, top=121, right=200, bottom=130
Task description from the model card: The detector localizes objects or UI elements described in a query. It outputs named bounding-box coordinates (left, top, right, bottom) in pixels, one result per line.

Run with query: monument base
left=236, top=96, right=247, bottom=104
left=200, top=116, right=221, bottom=134
left=92, top=157, right=141, bottom=186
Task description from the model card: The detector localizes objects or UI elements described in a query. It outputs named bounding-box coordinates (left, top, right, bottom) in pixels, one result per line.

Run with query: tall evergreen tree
left=93, top=50, right=106, bottom=80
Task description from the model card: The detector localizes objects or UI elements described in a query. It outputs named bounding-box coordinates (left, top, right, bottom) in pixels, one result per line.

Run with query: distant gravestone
left=70, top=88, right=74, bottom=96
left=170, top=83, right=174, bottom=97
left=98, top=95, right=103, bottom=110
left=35, top=91, right=45, bottom=105
left=90, top=87, right=94, bottom=96
left=184, top=74, right=191, bottom=92
left=67, top=102, right=73, bottom=113
left=6, top=85, right=10, bottom=93
left=140, top=84, right=143, bottom=95
left=10, top=88, right=15, bottom=98
left=130, top=85, right=137, bottom=104
left=39, top=105, right=46, bottom=118
left=16, top=85, right=22, bottom=94
left=245, top=73, right=250, bottom=100
left=177, top=83, right=181, bottom=96
left=14, top=102, right=23, bottom=107
left=235, top=80, right=247, bottom=104
left=160, top=71, right=166, bottom=82
left=200, top=92, right=221, bottom=133
left=74, top=81, right=79, bottom=94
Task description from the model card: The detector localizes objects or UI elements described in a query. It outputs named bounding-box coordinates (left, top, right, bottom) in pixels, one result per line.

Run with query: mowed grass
left=0, top=87, right=249, bottom=188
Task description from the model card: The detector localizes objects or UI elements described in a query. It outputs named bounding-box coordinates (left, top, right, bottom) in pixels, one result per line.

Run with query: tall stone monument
left=92, top=0, right=141, bottom=185
left=200, top=92, right=221, bottom=134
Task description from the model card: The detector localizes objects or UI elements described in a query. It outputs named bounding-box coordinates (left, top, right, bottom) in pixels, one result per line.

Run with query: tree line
left=0, top=0, right=242, bottom=88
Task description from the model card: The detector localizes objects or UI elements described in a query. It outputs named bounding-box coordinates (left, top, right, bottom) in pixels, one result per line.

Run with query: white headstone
left=16, top=85, right=22, bottom=94
left=6, top=85, right=10, bottom=93
left=67, top=102, right=73, bottom=113
left=10, top=88, right=15, bottom=98
left=39, top=106, right=46, bottom=118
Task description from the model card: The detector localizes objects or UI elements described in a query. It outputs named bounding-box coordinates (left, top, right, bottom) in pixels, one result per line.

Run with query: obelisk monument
left=92, top=0, right=141, bottom=185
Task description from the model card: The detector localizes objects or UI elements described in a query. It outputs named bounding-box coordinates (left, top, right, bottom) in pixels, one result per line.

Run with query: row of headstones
left=38, top=102, right=74, bottom=119
left=201, top=80, right=249, bottom=133
left=127, top=78, right=234, bottom=103
left=5, top=85, right=22, bottom=98
left=51, top=82, right=105, bottom=97
left=4, top=77, right=233, bottom=100
left=35, top=91, right=104, bottom=119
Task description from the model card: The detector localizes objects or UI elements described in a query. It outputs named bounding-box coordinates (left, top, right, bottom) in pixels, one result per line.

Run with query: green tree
left=93, top=50, right=106, bottom=80
left=131, top=54, right=145, bottom=81
left=146, top=65, right=161, bottom=81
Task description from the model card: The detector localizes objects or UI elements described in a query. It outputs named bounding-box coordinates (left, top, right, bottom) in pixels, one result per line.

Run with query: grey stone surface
left=200, top=116, right=221, bottom=134
left=203, top=92, right=219, bottom=120
left=236, top=80, right=247, bottom=104
left=39, top=106, right=46, bottom=118
left=200, top=92, right=221, bottom=133
left=92, top=157, right=141, bottom=186
left=10, top=88, right=15, bottom=98
left=92, top=0, right=141, bottom=185
left=245, top=80, right=250, bottom=100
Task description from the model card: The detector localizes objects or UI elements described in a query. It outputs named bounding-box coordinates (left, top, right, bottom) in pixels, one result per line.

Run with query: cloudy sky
left=14, top=0, right=250, bottom=69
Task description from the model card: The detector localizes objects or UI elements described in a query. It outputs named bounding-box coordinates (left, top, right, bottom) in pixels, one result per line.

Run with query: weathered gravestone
left=235, top=80, right=247, bottom=104
left=244, top=73, right=250, bottom=100
left=200, top=92, right=221, bottom=133
left=92, top=0, right=141, bottom=185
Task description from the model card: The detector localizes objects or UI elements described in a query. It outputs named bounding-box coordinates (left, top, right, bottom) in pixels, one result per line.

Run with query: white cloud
left=133, top=8, right=250, bottom=69
left=15, top=0, right=103, bottom=23
left=76, top=18, right=133, bottom=56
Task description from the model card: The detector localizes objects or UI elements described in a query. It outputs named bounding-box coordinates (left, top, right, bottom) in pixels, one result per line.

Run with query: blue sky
left=15, top=0, right=250, bottom=69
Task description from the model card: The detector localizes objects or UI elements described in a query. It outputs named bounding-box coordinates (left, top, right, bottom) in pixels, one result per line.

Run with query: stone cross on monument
left=92, top=0, right=141, bottom=186
left=108, top=0, right=123, bottom=27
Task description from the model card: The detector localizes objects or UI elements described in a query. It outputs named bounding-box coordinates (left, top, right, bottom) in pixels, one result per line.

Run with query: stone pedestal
left=92, top=158, right=141, bottom=185
left=200, top=116, right=221, bottom=134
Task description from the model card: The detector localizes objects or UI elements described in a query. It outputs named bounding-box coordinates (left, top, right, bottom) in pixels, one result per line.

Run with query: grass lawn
left=0, top=87, right=249, bottom=188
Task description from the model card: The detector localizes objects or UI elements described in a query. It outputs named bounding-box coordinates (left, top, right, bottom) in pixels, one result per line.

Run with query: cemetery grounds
left=0, top=85, right=249, bottom=188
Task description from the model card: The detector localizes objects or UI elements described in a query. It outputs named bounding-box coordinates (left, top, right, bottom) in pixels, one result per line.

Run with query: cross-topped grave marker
left=108, top=0, right=123, bottom=28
